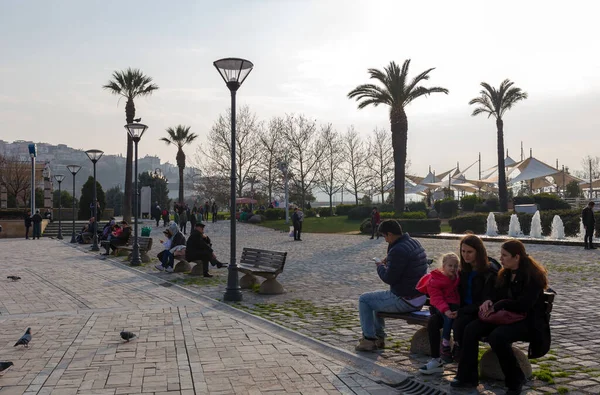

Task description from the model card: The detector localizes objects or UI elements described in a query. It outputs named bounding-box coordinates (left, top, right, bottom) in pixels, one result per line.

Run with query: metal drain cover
left=392, top=378, right=447, bottom=395
left=159, top=282, right=173, bottom=287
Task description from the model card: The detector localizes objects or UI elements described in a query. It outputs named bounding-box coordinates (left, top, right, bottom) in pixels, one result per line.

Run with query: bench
left=114, top=237, right=153, bottom=263
left=377, top=290, right=556, bottom=380
left=238, top=247, right=287, bottom=294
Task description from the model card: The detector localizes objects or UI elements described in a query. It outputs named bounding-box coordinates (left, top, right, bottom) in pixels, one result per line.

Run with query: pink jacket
left=416, top=269, right=460, bottom=314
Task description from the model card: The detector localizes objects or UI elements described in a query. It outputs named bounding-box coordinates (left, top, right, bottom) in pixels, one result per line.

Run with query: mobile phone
left=372, top=258, right=381, bottom=263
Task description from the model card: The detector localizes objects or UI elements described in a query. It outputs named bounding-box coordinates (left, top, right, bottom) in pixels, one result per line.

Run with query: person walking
left=189, top=207, right=197, bottom=229
left=179, top=209, right=188, bottom=235
left=212, top=202, right=218, bottom=223
left=292, top=207, right=304, bottom=241
left=370, top=207, right=381, bottom=240
left=24, top=210, right=32, bottom=240
left=152, top=202, right=161, bottom=227
left=204, top=201, right=210, bottom=221
left=31, top=210, right=43, bottom=239
left=582, top=201, right=596, bottom=249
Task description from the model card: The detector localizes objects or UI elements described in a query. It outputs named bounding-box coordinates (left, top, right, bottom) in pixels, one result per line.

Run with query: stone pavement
left=131, top=220, right=600, bottom=394
left=0, top=238, right=403, bottom=394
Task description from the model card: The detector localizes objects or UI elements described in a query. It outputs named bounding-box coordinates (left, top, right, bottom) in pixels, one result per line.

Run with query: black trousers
left=293, top=222, right=302, bottom=240
left=25, top=226, right=30, bottom=239
left=585, top=226, right=594, bottom=248
left=426, top=305, right=462, bottom=358
left=456, top=319, right=529, bottom=389
left=371, top=222, right=379, bottom=238
left=155, top=216, right=160, bottom=226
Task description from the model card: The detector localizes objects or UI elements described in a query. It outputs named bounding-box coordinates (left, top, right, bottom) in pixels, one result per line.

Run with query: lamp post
left=125, top=123, right=148, bottom=266
left=278, top=158, right=290, bottom=224
left=66, top=165, right=81, bottom=243
left=28, top=144, right=37, bottom=212
left=53, top=174, right=65, bottom=239
left=214, top=57, right=254, bottom=302
left=85, top=150, right=103, bottom=251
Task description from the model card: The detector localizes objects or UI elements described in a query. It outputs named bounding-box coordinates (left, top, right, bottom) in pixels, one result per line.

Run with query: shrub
left=347, top=206, right=372, bottom=220
left=513, top=195, right=535, bottom=205
left=448, top=214, right=488, bottom=234
left=0, top=209, right=29, bottom=219
left=360, top=218, right=441, bottom=234
left=474, top=203, right=491, bottom=213
left=399, top=211, right=427, bottom=219
left=533, top=193, right=571, bottom=211
left=304, top=209, right=316, bottom=218
left=439, top=199, right=459, bottom=219
left=406, top=201, right=427, bottom=213
left=335, top=204, right=358, bottom=216
left=264, top=208, right=285, bottom=220
left=484, top=197, right=499, bottom=211
left=379, top=212, right=395, bottom=219
left=461, top=195, right=483, bottom=211
left=317, top=207, right=333, bottom=217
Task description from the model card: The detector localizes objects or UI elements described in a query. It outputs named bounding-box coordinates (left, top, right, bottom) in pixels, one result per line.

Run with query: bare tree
left=343, top=126, right=370, bottom=205
left=316, top=124, right=344, bottom=214
left=0, top=155, right=31, bottom=207
left=576, top=155, right=600, bottom=181
left=283, top=114, right=325, bottom=209
left=258, top=116, right=285, bottom=203
left=368, top=127, right=394, bottom=203
left=198, top=105, right=263, bottom=196
left=194, top=175, right=230, bottom=206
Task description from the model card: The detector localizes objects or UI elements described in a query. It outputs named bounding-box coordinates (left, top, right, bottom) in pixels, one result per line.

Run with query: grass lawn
left=257, top=215, right=363, bottom=234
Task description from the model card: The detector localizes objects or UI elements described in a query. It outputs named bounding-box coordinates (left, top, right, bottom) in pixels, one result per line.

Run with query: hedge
left=0, top=209, right=29, bottom=219
left=347, top=206, right=373, bottom=220
left=513, top=193, right=570, bottom=211
left=335, top=204, right=358, bottom=216
left=461, top=195, right=483, bottom=211
left=406, top=201, right=427, bottom=213
left=448, top=214, right=488, bottom=234
left=360, top=218, right=441, bottom=235
left=263, top=208, right=285, bottom=220
left=316, top=207, right=333, bottom=217
left=440, top=199, right=459, bottom=218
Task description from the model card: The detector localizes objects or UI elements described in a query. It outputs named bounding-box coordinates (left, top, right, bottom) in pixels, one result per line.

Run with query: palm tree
left=348, top=60, right=448, bottom=213
left=103, top=68, right=159, bottom=223
left=160, top=125, right=199, bottom=204
left=469, top=79, right=528, bottom=212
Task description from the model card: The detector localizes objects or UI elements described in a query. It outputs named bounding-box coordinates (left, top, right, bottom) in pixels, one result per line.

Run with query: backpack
left=162, top=209, right=168, bottom=216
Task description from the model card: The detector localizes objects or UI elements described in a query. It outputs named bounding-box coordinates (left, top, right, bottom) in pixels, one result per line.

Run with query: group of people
left=152, top=201, right=219, bottom=229
left=358, top=220, right=551, bottom=395
left=23, top=210, right=44, bottom=239
left=154, top=220, right=226, bottom=277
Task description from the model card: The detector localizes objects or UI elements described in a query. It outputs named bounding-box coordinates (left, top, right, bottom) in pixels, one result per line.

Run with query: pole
left=131, top=140, right=141, bottom=266
left=71, top=173, right=76, bottom=243
left=284, top=169, right=289, bottom=224
left=91, top=161, right=99, bottom=251
left=224, top=88, right=242, bottom=302
left=590, top=159, right=593, bottom=199
left=31, top=156, right=35, bottom=213
left=562, top=165, right=566, bottom=198
left=57, top=181, right=63, bottom=239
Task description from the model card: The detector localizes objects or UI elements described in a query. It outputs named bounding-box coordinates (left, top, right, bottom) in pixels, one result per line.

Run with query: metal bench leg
left=480, top=347, right=532, bottom=380
left=240, top=273, right=258, bottom=289
left=259, top=277, right=284, bottom=295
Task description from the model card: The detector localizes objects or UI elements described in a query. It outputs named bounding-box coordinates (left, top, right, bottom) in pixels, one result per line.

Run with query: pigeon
left=7, top=276, right=21, bottom=281
left=0, top=362, right=14, bottom=375
left=120, top=330, right=136, bottom=342
left=14, top=328, right=31, bottom=348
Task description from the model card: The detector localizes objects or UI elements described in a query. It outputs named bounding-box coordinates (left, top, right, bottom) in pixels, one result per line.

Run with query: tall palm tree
left=469, top=79, right=528, bottom=212
left=160, top=125, right=198, bottom=204
left=103, top=68, right=159, bottom=222
left=348, top=60, right=448, bottom=212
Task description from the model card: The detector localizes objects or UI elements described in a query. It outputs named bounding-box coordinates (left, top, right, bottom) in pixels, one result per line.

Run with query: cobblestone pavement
left=0, top=238, right=402, bottom=394
left=130, top=220, right=600, bottom=394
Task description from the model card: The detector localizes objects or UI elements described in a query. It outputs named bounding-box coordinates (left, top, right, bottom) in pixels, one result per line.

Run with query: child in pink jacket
left=416, top=252, right=460, bottom=373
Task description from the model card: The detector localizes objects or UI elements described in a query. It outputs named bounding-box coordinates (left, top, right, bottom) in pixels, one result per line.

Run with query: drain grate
left=159, top=282, right=173, bottom=287
left=391, top=378, right=447, bottom=395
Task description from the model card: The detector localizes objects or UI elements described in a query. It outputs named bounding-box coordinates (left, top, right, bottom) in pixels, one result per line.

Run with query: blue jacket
left=377, top=233, right=428, bottom=298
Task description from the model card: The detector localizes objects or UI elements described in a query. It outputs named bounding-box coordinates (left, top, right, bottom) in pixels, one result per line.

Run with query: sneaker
left=419, top=358, right=444, bottom=375
left=440, top=344, right=453, bottom=363
left=154, top=264, right=165, bottom=272
left=375, top=337, right=385, bottom=349
left=165, top=266, right=174, bottom=273
left=354, top=338, right=378, bottom=352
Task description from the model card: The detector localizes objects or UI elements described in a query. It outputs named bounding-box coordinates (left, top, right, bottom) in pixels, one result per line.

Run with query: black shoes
left=450, top=378, right=478, bottom=388
left=203, top=273, right=213, bottom=278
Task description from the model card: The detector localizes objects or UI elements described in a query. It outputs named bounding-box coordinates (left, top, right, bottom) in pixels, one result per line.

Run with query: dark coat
left=24, top=215, right=32, bottom=227
left=185, top=229, right=213, bottom=262
left=457, top=264, right=497, bottom=316
left=31, top=213, right=43, bottom=224
left=582, top=206, right=595, bottom=227
left=492, top=269, right=550, bottom=358
left=376, top=233, right=428, bottom=298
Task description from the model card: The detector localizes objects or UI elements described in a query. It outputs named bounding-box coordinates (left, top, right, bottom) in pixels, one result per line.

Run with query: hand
left=159, top=240, right=164, bottom=243
left=479, top=300, right=493, bottom=316
left=381, top=257, right=387, bottom=265
left=445, top=310, right=457, bottom=319
left=211, top=253, right=217, bottom=260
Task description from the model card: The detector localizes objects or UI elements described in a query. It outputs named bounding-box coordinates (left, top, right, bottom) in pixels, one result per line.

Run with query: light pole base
left=223, top=288, right=243, bottom=302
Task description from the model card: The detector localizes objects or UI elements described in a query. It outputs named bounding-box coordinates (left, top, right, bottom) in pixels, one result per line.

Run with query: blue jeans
left=160, top=251, right=174, bottom=268
left=358, top=290, right=422, bottom=339
left=442, top=315, right=454, bottom=341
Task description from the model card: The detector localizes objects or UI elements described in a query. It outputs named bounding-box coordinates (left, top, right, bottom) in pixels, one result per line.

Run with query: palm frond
left=404, top=86, right=449, bottom=105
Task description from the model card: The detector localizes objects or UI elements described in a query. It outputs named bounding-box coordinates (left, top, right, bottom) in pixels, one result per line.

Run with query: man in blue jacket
left=355, top=219, right=428, bottom=351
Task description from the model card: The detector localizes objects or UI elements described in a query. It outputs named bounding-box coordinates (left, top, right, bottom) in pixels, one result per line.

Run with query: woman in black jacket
left=452, top=239, right=550, bottom=394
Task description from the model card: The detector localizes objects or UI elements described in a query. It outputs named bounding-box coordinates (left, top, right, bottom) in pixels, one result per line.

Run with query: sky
left=1, top=0, right=600, bottom=183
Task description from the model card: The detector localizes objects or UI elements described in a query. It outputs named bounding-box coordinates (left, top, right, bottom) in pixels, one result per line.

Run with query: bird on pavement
left=7, top=276, right=21, bottom=281
left=120, top=330, right=136, bottom=342
left=0, top=362, right=14, bottom=375
left=14, top=328, right=31, bottom=348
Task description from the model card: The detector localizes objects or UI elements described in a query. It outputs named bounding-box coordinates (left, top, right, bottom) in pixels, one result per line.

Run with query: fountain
left=579, top=218, right=585, bottom=238
left=486, top=212, right=498, bottom=236
left=551, top=215, right=565, bottom=239
left=530, top=211, right=542, bottom=239
left=508, top=214, right=523, bottom=237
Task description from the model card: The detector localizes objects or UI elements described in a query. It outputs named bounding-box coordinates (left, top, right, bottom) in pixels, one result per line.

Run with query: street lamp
left=214, top=57, right=254, bottom=302
left=85, top=149, right=103, bottom=251
left=28, top=144, right=36, bottom=213
left=66, top=165, right=81, bottom=243
left=278, top=159, right=290, bottom=224
left=125, top=122, right=148, bottom=266
left=53, top=174, right=65, bottom=239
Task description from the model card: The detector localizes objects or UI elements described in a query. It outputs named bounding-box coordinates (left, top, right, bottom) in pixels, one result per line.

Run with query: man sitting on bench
left=102, top=221, right=131, bottom=255
left=185, top=222, right=227, bottom=278
left=355, top=219, right=428, bottom=352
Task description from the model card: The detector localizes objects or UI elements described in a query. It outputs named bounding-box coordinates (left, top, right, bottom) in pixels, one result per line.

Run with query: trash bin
left=141, top=226, right=152, bottom=237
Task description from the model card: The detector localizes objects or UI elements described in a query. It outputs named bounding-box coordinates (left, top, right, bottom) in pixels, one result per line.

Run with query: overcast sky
left=1, top=0, right=599, bottom=180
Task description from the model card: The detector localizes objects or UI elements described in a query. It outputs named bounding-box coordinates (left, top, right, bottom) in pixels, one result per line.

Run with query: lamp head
left=54, top=174, right=65, bottom=183
left=125, top=123, right=148, bottom=142
left=66, top=164, right=81, bottom=175
left=213, top=58, right=254, bottom=91
left=85, top=149, right=104, bottom=163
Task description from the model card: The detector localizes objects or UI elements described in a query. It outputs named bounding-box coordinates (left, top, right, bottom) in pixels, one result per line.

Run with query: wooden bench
left=238, top=247, right=287, bottom=294
left=114, top=237, right=153, bottom=263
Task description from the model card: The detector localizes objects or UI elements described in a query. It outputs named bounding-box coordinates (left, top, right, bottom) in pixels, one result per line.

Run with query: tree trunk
left=123, top=98, right=135, bottom=223
left=390, top=107, right=408, bottom=213
left=496, top=118, right=508, bottom=212
left=329, top=194, right=333, bottom=215
left=178, top=166, right=184, bottom=203
left=176, top=148, right=185, bottom=203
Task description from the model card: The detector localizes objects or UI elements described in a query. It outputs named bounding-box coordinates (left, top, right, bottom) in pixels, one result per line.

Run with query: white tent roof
left=508, top=157, right=559, bottom=184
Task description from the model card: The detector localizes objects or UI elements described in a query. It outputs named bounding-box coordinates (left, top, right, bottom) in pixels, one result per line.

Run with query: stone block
left=480, top=347, right=532, bottom=380
left=174, top=260, right=191, bottom=273
left=410, top=327, right=431, bottom=355
left=240, top=273, right=258, bottom=289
